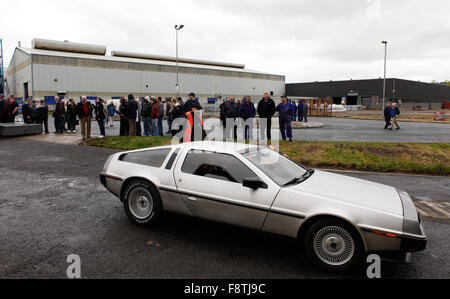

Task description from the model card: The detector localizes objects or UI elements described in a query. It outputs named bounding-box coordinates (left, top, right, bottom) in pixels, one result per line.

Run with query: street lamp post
left=381, top=41, right=388, bottom=112
left=175, top=25, right=184, bottom=98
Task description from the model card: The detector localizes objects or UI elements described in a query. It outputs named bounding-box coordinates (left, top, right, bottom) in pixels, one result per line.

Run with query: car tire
left=304, top=218, right=363, bottom=272
left=123, top=179, right=162, bottom=226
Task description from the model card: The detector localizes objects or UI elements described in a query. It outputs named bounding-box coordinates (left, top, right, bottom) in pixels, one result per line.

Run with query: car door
left=173, top=148, right=279, bottom=230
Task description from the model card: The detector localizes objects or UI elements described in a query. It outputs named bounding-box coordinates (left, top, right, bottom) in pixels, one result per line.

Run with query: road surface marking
left=414, top=201, right=450, bottom=219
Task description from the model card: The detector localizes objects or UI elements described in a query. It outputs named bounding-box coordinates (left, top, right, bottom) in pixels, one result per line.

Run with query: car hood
left=289, top=170, right=403, bottom=216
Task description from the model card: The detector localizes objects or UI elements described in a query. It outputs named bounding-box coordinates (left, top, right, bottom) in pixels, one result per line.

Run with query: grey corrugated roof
left=18, top=47, right=283, bottom=77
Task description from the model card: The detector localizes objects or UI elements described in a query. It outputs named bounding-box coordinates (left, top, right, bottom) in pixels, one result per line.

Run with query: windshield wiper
left=283, top=169, right=315, bottom=187
left=283, top=177, right=304, bottom=187
left=303, top=168, right=315, bottom=178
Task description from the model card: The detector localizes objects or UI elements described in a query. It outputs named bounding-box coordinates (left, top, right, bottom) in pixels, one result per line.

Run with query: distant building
left=6, top=38, right=285, bottom=105
left=286, top=78, right=450, bottom=109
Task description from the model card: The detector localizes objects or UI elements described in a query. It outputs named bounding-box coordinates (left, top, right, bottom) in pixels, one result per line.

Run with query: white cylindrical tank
left=111, top=50, right=245, bottom=69
left=32, top=38, right=106, bottom=55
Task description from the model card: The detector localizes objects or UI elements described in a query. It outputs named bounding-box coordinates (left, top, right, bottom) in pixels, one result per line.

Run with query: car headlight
left=398, top=189, right=424, bottom=237
left=398, top=190, right=419, bottom=222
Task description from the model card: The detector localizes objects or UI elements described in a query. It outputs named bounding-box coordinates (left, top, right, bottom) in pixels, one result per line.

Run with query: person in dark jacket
left=276, top=96, right=294, bottom=142
left=291, top=100, right=298, bottom=122
left=141, top=97, right=152, bottom=136
left=31, top=100, right=38, bottom=123
left=0, top=95, right=6, bottom=122
left=297, top=100, right=304, bottom=122
left=223, top=97, right=239, bottom=140
left=383, top=102, right=392, bottom=129
left=164, top=99, right=172, bottom=135
left=301, top=100, right=309, bottom=122
left=5, top=95, right=19, bottom=123
left=239, top=96, right=256, bottom=141
left=169, top=97, right=186, bottom=137
left=0, top=95, right=5, bottom=122
left=135, top=98, right=142, bottom=137
left=257, top=93, right=276, bottom=141
left=76, top=96, right=94, bottom=140
left=184, top=92, right=197, bottom=113
left=157, top=97, right=164, bottom=136
left=119, top=98, right=129, bottom=136
left=22, top=98, right=33, bottom=124
left=36, top=100, right=49, bottom=134
left=219, top=99, right=226, bottom=128
left=389, top=103, right=401, bottom=130
left=66, top=98, right=78, bottom=133
left=125, top=94, right=138, bottom=136
left=53, top=96, right=65, bottom=133
left=94, top=97, right=107, bottom=138
left=1, top=96, right=9, bottom=123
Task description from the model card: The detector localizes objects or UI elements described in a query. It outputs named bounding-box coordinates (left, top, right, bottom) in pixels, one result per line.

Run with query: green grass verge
left=280, top=141, right=450, bottom=176
left=86, top=136, right=172, bottom=151
left=87, top=137, right=450, bottom=176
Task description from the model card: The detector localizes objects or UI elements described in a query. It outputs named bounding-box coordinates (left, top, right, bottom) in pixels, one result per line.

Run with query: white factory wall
left=6, top=50, right=32, bottom=98
left=32, top=64, right=285, bottom=100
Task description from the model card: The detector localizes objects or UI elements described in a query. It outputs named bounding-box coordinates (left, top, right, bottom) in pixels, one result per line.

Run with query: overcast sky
left=2, top=0, right=449, bottom=83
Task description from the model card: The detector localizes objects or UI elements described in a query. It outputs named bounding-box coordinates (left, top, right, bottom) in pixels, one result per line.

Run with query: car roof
left=185, top=141, right=260, bottom=155
left=121, top=141, right=260, bottom=155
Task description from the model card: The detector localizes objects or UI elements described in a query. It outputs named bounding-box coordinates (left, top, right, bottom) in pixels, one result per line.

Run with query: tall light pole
left=175, top=25, right=184, bottom=97
left=381, top=41, right=388, bottom=111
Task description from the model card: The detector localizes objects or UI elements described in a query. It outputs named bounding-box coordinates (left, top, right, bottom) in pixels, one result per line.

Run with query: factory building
left=6, top=38, right=285, bottom=105
left=286, top=79, right=450, bottom=110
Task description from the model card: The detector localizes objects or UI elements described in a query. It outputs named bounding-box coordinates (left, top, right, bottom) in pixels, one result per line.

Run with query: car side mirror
left=243, top=177, right=268, bottom=190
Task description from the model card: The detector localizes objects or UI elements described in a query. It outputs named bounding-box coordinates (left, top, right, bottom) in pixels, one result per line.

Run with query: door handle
left=187, top=196, right=198, bottom=202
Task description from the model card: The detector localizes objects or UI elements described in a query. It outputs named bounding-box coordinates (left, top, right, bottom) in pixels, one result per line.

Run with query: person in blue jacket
left=297, top=100, right=305, bottom=122
left=276, top=96, right=293, bottom=142
left=239, top=96, right=256, bottom=141
left=389, top=103, right=401, bottom=130
left=107, top=101, right=118, bottom=127
left=291, top=100, right=298, bottom=122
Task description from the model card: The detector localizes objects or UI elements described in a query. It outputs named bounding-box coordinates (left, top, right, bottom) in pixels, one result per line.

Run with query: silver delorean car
left=100, top=141, right=426, bottom=271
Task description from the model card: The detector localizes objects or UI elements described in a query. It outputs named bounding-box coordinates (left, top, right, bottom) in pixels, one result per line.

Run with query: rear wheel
left=123, top=179, right=162, bottom=226
left=304, top=218, right=363, bottom=272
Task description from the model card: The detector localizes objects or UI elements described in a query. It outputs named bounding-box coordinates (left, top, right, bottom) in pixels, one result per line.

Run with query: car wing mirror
left=243, top=177, right=268, bottom=190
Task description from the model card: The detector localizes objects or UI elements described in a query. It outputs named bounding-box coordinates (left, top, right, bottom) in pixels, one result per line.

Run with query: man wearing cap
left=276, top=96, right=293, bottom=142
left=183, top=101, right=205, bottom=143
left=184, top=92, right=197, bottom=113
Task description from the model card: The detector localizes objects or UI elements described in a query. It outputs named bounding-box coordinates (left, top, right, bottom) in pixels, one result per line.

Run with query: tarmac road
left=43, top=116, right=450, bottom=143
left=0, top=138, right=448, bottom=279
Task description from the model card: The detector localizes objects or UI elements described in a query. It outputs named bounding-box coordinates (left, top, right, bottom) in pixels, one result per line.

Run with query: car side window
left=181, top=150, right=256, bottom=184
left=120, top=148, right=171, bottom=168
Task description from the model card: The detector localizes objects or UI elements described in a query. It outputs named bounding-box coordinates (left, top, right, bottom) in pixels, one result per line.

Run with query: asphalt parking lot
left=45, top=116, right=450, bottom=143
left=0, top=137, right=448, bottom=279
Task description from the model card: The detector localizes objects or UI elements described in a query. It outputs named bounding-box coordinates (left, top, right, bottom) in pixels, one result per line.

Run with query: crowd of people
left=1, top=92, right=312, bottom=142
left=219, top=93, right=309, bottom=142
left=2, top=92, right=408, bottom=142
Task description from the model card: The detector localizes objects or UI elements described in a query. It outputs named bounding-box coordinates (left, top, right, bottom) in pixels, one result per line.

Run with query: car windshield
left=241, top=148, right=310, bottom=186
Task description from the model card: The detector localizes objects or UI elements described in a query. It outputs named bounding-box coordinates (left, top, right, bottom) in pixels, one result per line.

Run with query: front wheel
left=304, top=219, right=363, bottom=272
left=123, top=180, right=162, bottom=226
